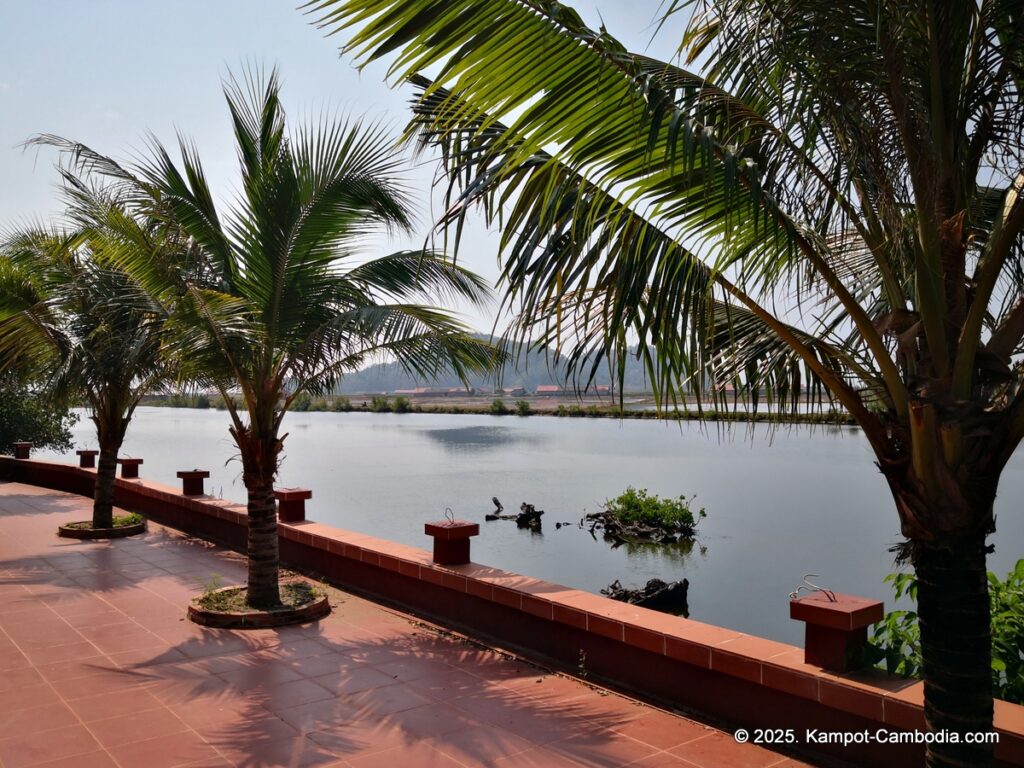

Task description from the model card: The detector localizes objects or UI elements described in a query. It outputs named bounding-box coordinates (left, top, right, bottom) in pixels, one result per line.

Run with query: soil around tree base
left=188, top=583, right=330, bottom=629
left=57, top=520, right=147, bottom=539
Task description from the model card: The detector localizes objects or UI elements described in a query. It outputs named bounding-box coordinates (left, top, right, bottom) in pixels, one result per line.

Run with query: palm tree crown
left=0, top=188, right=174, bottom=527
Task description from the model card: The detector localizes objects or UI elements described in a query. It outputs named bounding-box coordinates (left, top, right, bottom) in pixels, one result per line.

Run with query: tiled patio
left=0, top=481, right=812, bottom=767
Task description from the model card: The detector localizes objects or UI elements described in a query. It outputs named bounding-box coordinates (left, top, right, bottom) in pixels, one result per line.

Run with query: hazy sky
left=0, top=1, right=682, bottom=331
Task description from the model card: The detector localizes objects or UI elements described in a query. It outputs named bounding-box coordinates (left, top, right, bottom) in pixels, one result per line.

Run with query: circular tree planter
left=58, top=516, right=147, bottom=540
left=188, top=582, right=330, bottom=629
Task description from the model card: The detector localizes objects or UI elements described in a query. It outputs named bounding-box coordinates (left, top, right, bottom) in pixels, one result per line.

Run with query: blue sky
left=0, top=1, right=681, bottom=330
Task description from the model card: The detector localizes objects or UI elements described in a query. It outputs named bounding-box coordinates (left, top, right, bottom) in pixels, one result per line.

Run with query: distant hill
left=335, top=339, right=655, bottom=394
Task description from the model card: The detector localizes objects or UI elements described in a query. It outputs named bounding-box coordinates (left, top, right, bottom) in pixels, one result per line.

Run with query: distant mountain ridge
left=335, top=339, right=654, bottom=394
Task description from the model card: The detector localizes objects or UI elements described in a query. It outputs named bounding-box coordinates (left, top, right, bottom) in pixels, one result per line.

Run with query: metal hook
left=788, top=573, right=837, bottom=602
left=444, top=507, right=455, bottom=524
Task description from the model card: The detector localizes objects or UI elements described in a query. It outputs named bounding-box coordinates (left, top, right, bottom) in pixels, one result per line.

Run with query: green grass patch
left=197, top=581, right=321, bottom=613
left=64, top=513, right=144, bottom=531
left=113, top=513, right=144, bottom=527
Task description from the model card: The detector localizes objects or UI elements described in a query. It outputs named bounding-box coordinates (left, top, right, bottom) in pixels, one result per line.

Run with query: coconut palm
left=309, top=1, right=1023, bottom=764
left=0, top=192, right=174, bottom=529
left=35, top=69, right=500, bottom=609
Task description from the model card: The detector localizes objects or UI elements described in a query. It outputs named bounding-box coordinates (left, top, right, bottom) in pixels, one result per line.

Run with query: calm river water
left=36, top=407, right=1024, bottom=645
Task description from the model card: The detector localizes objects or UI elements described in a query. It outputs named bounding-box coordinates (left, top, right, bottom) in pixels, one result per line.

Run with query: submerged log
left=601, top=578, right=689, bottom=616
left=485, top=498, right=543, bottom=529
left=485, top=496, right=517, bottom=522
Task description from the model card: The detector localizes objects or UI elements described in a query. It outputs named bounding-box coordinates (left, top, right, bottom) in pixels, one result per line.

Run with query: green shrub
left=292, top=392, right=312, bottom=412
left=870, top=561, right=1024, bottom=704
left=867, top=572, right=921, bottom=678
left=0, top=375, right=77, bottom=454
left=393, top=396, right=411, bottom=413
left=490, top=398, right=509, bottom=415
left=515, top=399, right=531, bottom=416
left=332, top=396, right=353, bottom=412
left=604, top=486, right=706, bottom=535
left=370, top=395, right=391, bottom=412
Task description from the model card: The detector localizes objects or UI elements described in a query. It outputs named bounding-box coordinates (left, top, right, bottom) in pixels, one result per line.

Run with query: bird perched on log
left=485, top=497, right=504, bottom=521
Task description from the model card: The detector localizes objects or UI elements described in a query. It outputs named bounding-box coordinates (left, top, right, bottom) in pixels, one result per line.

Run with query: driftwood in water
left=485, top=498, right=543, bottom=531
left=485, top=496, right=516, bottom=522
left=601, top=578, right=689, bottom=616
left=516, top=502, right=543, bottom=532
left=585, top=511, right=691, bottom=544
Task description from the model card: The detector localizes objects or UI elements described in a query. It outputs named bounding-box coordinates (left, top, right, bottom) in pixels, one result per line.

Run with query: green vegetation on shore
left=0, top=374, right=78, bottom=455
left=142, top=393, right=854, bottom=425
left=148, top=393, right=212, bottom=409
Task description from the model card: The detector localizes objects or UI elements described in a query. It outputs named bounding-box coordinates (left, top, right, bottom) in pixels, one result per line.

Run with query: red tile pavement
left=0, top=482, right=814, bottom=767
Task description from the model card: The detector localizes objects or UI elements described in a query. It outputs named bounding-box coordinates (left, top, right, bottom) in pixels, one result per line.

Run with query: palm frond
left=311, top=0, right=908, bottom=424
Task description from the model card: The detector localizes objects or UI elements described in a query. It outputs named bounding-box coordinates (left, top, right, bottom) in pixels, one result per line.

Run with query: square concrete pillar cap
left=424, top=520, right=480, bottom=539
left=275, top=488, right=313, bottom=502
left=790, top=591, right=884, bottom=631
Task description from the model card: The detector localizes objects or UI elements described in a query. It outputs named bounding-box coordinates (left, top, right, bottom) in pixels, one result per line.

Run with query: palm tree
left=0, top=192, right=174, bottom=530
left=35, top=69, right=499, bottom=609
left=309, top=1, right=1023, bottom=765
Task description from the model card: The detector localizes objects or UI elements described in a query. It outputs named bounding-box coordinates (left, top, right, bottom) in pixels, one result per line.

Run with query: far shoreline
left=139, top=393, right=858, bottom=426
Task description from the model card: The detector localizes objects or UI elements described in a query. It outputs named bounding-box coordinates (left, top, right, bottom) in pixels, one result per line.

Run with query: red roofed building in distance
left=534, top=385, right=563, bottom=396
left=392, top=387, right=476, bottom=397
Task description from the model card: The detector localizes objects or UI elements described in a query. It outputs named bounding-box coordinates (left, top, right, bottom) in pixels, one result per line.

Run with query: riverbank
left=141, top=393, right=857, bottom=425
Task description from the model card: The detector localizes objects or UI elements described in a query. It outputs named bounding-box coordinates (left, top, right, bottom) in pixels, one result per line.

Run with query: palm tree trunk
left=245, top=477, right=281, bottom=608
left=91, top=408, right=129, bottom=530
left=913, top=534, right=994, bottom=768
left=92, top=441, right=118, bottom=529
left=233, top=422, right=283, bottom=609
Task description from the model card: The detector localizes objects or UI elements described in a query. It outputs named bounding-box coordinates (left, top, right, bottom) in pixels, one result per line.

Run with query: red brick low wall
left=2, top=455, right=1022, bottom=767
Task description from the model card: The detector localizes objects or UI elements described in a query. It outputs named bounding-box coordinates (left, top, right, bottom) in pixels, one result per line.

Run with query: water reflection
left=611, top=536, right=708, bottom=563
left=417, top=425, right=544, bottom=452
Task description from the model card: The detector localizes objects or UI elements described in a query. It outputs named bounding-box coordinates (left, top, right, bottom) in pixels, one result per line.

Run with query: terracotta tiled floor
left=0, top=481, right=812, bottom=767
